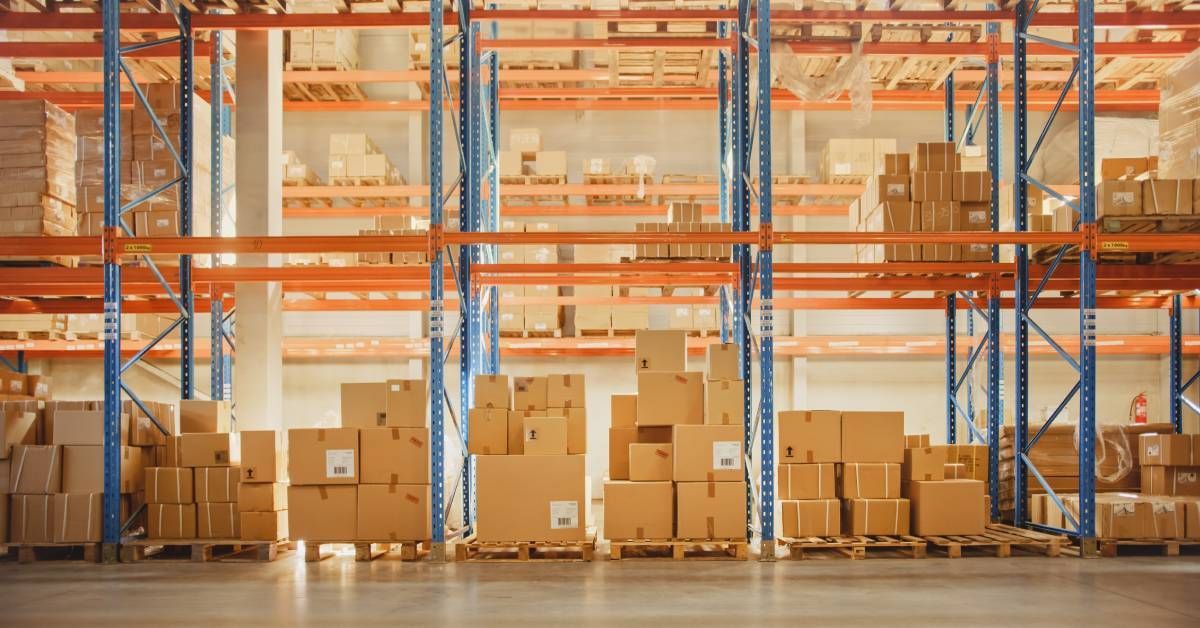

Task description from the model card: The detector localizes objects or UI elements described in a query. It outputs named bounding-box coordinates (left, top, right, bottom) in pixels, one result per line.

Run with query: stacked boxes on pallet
left=286, top=29, right=359, bottom=69
left=470, top=373, right=589, bottom=543
left=498, top=219, right=563, bottom=334
left=238, top=431, right=289, bottom=542
left=635, top=201, right=732, bottom=263
left=0, top=101, right=77, bottom=246
left=902, top=435, right=987, bottom=536
left=499, top=128, right=566, bottom=181
left=1090, top=157, right=1195, bottom=220
left=75, top=108, right=130, bottom=237
left=149, top=400, right=239, bottom=540
left=820, top=137, right=897, bottom=183
left=328, top=133, right=403, bottom=186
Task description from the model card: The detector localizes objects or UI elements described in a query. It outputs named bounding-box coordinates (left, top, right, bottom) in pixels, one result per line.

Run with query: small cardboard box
left=513, top=376, right=549, bottom=411
left=524, top=416, right=568, bottom=456
left=1140, top=433, right=1193, bottom=466
left=604, top=480, right=674, bottom=541
left=634, top=330, right=687, bottom=373
left=288, top=485, right=357, bottom=542
left=839, top=463, right=901, bottom=499
left=194, top=466, right=240, bottom=503
left=53, top=493, right=102, bottom=543
left=1101, top=157, right=1152, bottom=180
left=608, top=427, right=638, bottom=480
left=474, top=374, right=511, bottom=409
left=475, top=454, right=586, bottom=542
left=704, top=380, right=744, bottom=426
left=944, top=463, right=968, bottom=479
left=9, top=445, right=62, bottom=494
left=672, top=424, right=743, bottom=482
left=180, top=433, right=240, bottom=468
left=241, top=511, right=288, bottom=542
left=781, top=499, right=840, bottom=537
left=2, top=409, right=38, bottom=458
left=287, top=428, right=359, bottom=485
left=953, top=171, right=993, bottom=202
left=547, top=374, right=585, bottom=409
left=10, top=494, right=54, bottom=543
left=556, top=406, right=587, bottom=455
left=906, top=479, right=985, bottom=536
left=629, top=443, right=673, bottom=481
left=884, top=153, right=910, bottom=175
left=148, top=503, right=197, bottom=540
left=778, top=410, right=840, bottom=464
left=777, top=463, right=836, bottom=500
left=706, top=343, right=741, bottom=381
left=145, top=467, right=194, bottom=504
left=905, top=434, right=930, bottom=448
left=903, top=447, right=945, bottom=481
left=843, top=498, right=911, bottom=535
left=945, top=444, right=989, bottom=480
left=1146, top=498, right=1186, bottom=538
left=238, top=482, right=287, bottom=512
left=197, top=502, right=240, bottom=539
left=385, top=379, right=427, bottom=427
left=841, top=411, right=904, bottom=463
left=637, top=372, right=703, bottom=426
left=534, top=151, right=567, bottom=177
left=240, top=430, right=285, bottom=484
left=1098, top=180, right=1142, bottom=216
left=468, top=408, right=508, bottom=455
left=1143, top=180, right=1194, bottom=215
left=611, top=394, right=637, bottom=428
left=1142, top=466, right=1200, bottom=496
left=912, top=142, right=958, bottom=172
left=507, top=409, right=545, bottom=455
left=340, top=382, right=388, bottom=428
left=877, top=174, right=910, bottom=202
left=179, top=399, right=232, bottom=434
left=357, top=483, right=430, bottom=541
left=676, top=481, right=745, bottom=539
left=360, top=427, right=430, bottom=484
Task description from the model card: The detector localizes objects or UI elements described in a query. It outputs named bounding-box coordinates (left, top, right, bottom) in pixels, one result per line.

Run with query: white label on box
left=1147, top=444, right=1161, bottom=456
left=391, top=383, right=401, bottom=392
left=1178, top=471, right=1198, bottom=484
left=713, top=441, right=740, bottom=470
left=325, top=449, right=355, bottom=478
left=834, top=163, right=851, bottom=175
left=549, top=500, right=579, bottom=529
left=1116, top=192, right=1135, bottom=206
left=886, top=183, right=905, bottom=196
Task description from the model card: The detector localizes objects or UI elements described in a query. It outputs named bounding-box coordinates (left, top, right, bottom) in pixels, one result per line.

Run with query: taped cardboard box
left=10, top=494, right=54, bottom=543
left=839, top=463, right=901, bottom=499
left=194, top=466, right=240, bottom=503
left=637, top=372, right=703, bottom=426
left=145, top=467, right=194, bottom=504
left=953, top=171, right=993, bottom=202
left=604, top=480, right=674, bottom=541
left=52, top=409, right=124, bottom=446
left=507, top=409, right=546, bottom=455
left=1143, top=180, right=1194, bottom=215
left=238, top=482, right=287, bottom=512
left=474, top=374, right=511, bottom=409
left=844, top=498, right=910, bottom=535
left=241, top=430, right=286, bottom=483
left=180, top=433, right=240, bottom=468
left=706, top=343, right=740, bottom=381
left=241, top=511, right=288, bottom=542
left=905, top=434, right=931, bottom=448
left=357, top=483, right=430, bottom=542
left=9, top=444, right=61, bottom=494
left=340, top=382, right=387, bottom=428
left=475, top=454, right=586, bottom=542
left=385, top=379, right=427, bottom=427
left=912, top=142, right=959, bottom=172
left=611, top=394, right=637, bottom=428
left=547, top=374, right=585, bottom=409
left=288, top=428, right=358, bottom=485
left=63, top=445, right=147, bottom=494
left=676, top=481, right=745, bottom=539
left=629, top=443, right=673, bottom=482
left=554, top=406, right=587, bottom=455
left=704, top=380, right=744, bottom=426
left=781, top=499, right=840, bottom=537
left=1141, top=466, right=1200, bottom=496
left=945, top=443, right=989, bottom=480
left=920, top=201, right=961, bottom=261
left=523, top=416, right=568, bottom=456
left=1098, top=180, right=1143, bottom=217
left=1186, top=500, right=1200, bottom=540
left=911, top=171, right=953, bottom=202
left=468, top=408, right=508, bottom=455
left=52, top=492, right=101, bottom=543
left=1145, top=498, right=1186, bottom=538
left=778, top=410, right=840, bottom=464
left=841, top=411, right=904, bottom=463
left=197, top=502, right=240, bottom=539
left=673, top=424, right=743, bottom=482
left=288, top=485, right=357, bottom=542
left=513, top=376, right=548, bottom=411
left=945, top=463, right=969, bottom=479
left=903, top=447, right=945, bottom=482
left=360, top=427, right=430, bottom=484
left=1141, top=433, right=1193, bottom=466
left=179, top=399, right=232, bottom=434
left=778, top=463, right=836, bottom=500
left=1064, top=493, right=1150, bottom=539
left=634, top=329, right=687, bottom=373
left=608, top=426, right=638, bottom=480
left=1101, top=157, right=1153, bottom=180
left=2, top=410, right=37, bottom=458
left=905, top=479, right=985, bottom=535
left=148, top=503, right=197, bottom=539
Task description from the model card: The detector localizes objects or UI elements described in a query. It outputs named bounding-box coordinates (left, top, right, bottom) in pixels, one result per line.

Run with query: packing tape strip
left=894, top=500, right=899, bottom=535
left=206, top=503, right=212, bottom=538
left=817, top=464, right=824, bottom=498
left=825, top=499, right=832, bottom=535
left=706, top=516, right=715, bottom=539
left=229, top=505, right=235, bottom=539
left=885, top=464, right=891, bottom=498
left=87, top=494, right=94, bottom=542
left=46, top=446, right=58, bottom=493
left=854, top=464, right=861, bottom=499
left=179, top=504, right=183, bottom=538
left=59, top=494, right=68, bottom=543
left=42, top=491, right=49, bottom=540
left=864, top=499, right=870, bottom=535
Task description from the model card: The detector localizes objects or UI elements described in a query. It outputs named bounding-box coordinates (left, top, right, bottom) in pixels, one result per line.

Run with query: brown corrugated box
left=1142, top=466, right=1200, bottom=496
left=241, top=510, right=288, bottom=541
left=468, top=408, right=508, bottom=455
left=781, top=499, right=840, bottom=537
left=609, top=426, right=638, bottom=480
left=611, top=394, right=637, bottom=428
left=841, top=411, right=904, bottom=463
left=475, top=454, right=586, bottom=542
left=777, top=463, right=835, bottom=500
left=629, top=443, right=672, bottom=481
left=912, top=142, right=958, bottom=172
left=704, top=380, right=744, bottom=426
left=555, top=406, right=587, bottom=455
left=474, top=374, right=511, bottom=409
left=180, top=433, right=240, bottom=468
left=513, top=376, right=548, bottom=411
left=194, top=466, right=240, bottom=502
left=523, top=416, right=568, bottom=456
left=903, top=447, right=945, bottom=481
left=884, top=153, right=910, bottom=175
left=10, top=494, right=54, bottom=543
left=63, top=445, right=146, bottom=494
left=360, top=427, right=429, bottom=484
left=877, top=174, right=910, bottom=202
left=1140, top=433, right=1193, bottom=466
left=676, top=481, right=745, bottom=539
left=507, top=409, right=545, bottom=455
left=637, top=372, right=703, bottom=426
left=1143, top=180, right=1193, bottom=215
left=197, top=502, right=240, bottom=539
left=2, top=410, right=38, bottom=458
left=340, top=382, right=388, bottom=428
left=148, top=502, right=197, bottom=539
left=51, top=409, right=128, bottom=446
left=911, top=171, right=953, bottom=202
left=238, top=482, right=287, bottom=512
left=905, top=434, right=931, bottom=448
left=839, top=463, right=901, bottom=499
left=920, top=201, right=961, bottom=261
left=905, top=479, right=985, bottom=535
left=672, top=424, right=743, bottom=482
left=385, top=378, right=427, bottom=427
left=240, top=430, right=286, bottom=483
left=843, top=498, right=910, bottom=535
left=547, top=374, right=585, bottom=409
left=52, top=493, right=101, bottom=543
left=145, top=467, right=194, bottom=504
left=634, top=330, right=687, bottom=372
left=604, top=480, right=674, bottom=541
left=778, top=410, right=840, bottom=464
left=952, top=171, right=992, bottom=202
left=706, top=343, right=740, bottom=380
left=357, top=483, right=430, bottom=541
left=288, top=485, right=357, bottom=541
left=179, top=399, right=231, bottom=434
left=1101, top=157, right=1153, bottom=180
left=288, top=428, right=358, bottom=485
left=1098, top=180, right=1142, bottom=216
left=9, top=444, right=61, bottom=494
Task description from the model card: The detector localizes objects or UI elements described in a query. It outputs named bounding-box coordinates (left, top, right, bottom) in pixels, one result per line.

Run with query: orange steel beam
left=0, top=41, right=214, bottom=59
left=282, top=204, right=849, bottom=219
left=282, top=183, right=862, bottom=199
left=789, top=41, right=1198, bottom=58
left=278, top=99, right=1155, bottom=114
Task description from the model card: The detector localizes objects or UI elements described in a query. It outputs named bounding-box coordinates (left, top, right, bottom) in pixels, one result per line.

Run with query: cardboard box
left=148, top=503, right=197, bottom=539
left=238, top=482, right=287, bottom=512
left=1141, top=433, right=1193, bottom=466
left=10, top=494, right=53, bottom=543
left=360, top=427, right=429, bottom=484
left=1145, top=498, right=1185, bottom=538
left=240, top=430, right=285, bottom=483
left=288, top=428, right=359, bottom=485
left=1066, top=494, right=1150, bottom=539
left=953, top=171, right=993, bottom=202
left=474, top=374, right=510, bottom=409
left=906, top=479, right=985, bottom=535
left=8, top=445, right=61, bottom=493
left=944, top=463, right=968, bottom=479
left=385, top=379, right=427, bottom=427
left=475, top=454, right=586, bottom=542
left=197, top=502, right=240, bottom=539
left=507, top=409, right=545, bottom=455
left=194, top=466, right=240, bottom=503
left=513, top=377, right=548, bottom=411
left=777, top=463, right=836, bottom=500
left=704, top=380, right=744, bottom=426
left=672, top=424, right=743, bottom=482
left=921, top=201, right=961, bottom=261
left=676, top=481, right=745, bottom=539
left=357, top=483, right=430, bottom=541
left=556, top=406, right=587, bottom=455
left=340, top=382, right=387, bottom=428
left=913, top=142, right=958, bottom=172
left=611, top=394, right=637, bottom=428
left=288, top=485, right=357, bottom=541
left=945, top=444, right=989, bottom=480
left=523, top=416, right=568, bottom=456
left=241, top=511, right=288, bottom=541
left=160, top=435, right=183, bottom=467
left=1101, top=157, right=1152, bottom=180
left=510, top=128, right=541, bottom=153
left=841, top=411, right=904, bottom=463
left=903, top=447, right=945, bottom=482
left=50, top=410, right=106, bottom=445
left=62, top=445, right=145, bottom=494
left=1098, top=180, right=1143, bottom=217
left=706, top=343, right=740, bottom=381
left=1185, top=500, right=1200, bottom=540
left=547, top=374, right=585, bottom=409
left=1142, top=466, right=1200, bottom=496
left=778, top=410, right=840, bottom=464
left=2, top=410, right=38, bottom=458
left=468, top=408, right=508, bottom=455
left=1143, top=180, right=1193, bottom=215
left=634, top=330, right=687, bottom=372
left=629, top=443, right=673, bottom=481
left=604, top=481, right=674, bottom=541
left=839, top=463, right=901, bottom=499
left=781, top=499, right=840, bottom=537
left=668, top=201, right=702, bottom=223
left=877, top=174, right=910, bottom=202
left=53, top=493, right=102, bottom=542
left=879, top=201, right=920, bottom=262
left=534, top=151, right=567, bottom=177
left=179, top=399, right=232, bottom=434
left=145, top=467, right=194, bottom=504
left=608, top=426, right=638, bottom=480
left=844, top=498, right=910, bottom=535
left=884, top=153, right=910, bottom=175
left=180, top=433, right=240, bottom=468
left=905, top=434, right=931, bottom=448
left=637, top=372, right=703, bottom=426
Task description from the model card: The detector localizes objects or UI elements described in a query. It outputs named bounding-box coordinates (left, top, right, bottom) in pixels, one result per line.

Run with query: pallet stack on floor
left=0, top=100, right=78, bottom=267
left=604, top=332, right=748, bottom=560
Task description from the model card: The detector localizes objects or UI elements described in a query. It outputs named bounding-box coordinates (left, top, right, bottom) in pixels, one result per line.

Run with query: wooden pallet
left=781, top=535, right=928, bottom=560
left=3, top=543, right=101, bottom=564
left=1033, top=214, right=1200, bottom=265
left=303, top=540, right=430, bottom=563
left=328, top=178, right=410, bottom=208
left=500, top=174, right=568, bottom=205
left=283, top=63, right=366, bottom=102
left=925, top=524, right=1066, bottom=558
left=0, top=329, right=74, bottom=341
left=120, top=538, right=291, bottom=563
left=1081, top=539, right=1200, bottom=558
left=608, top=539, right=747, bottom=561
left=0, top=256, right=79, bottom=269
left=575, top=328, right=638, bottom=338
left=500, top=329, right=563, bottom=338
left=583, top=174, right=648, bottom=206
left=455, top=534, right=595, bottom=562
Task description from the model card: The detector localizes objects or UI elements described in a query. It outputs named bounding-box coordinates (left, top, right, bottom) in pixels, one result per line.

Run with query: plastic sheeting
left=772, top=41, right=873, bottom=127
left=1074, top=423, right=1134, bottom=484
left=627, top=155, right=656, bottom=199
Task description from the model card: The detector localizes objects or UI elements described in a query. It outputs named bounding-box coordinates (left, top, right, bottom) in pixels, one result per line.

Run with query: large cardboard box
left=920, top=201, right=961, bottom=261
left=148, top=503, right=197, bottom=539
left=841, top=411, right=904, bottom=463
left=604, top=480, right=674, bottom=541
left=880, top=201, right=920, bottom=262
left=781, top=499, right=840, bottom=537
left=706, top=343, right=741, bottom=380
left=1101, top=157, right=1153, bottom=180
left=557, top=406, right=587, bottom=455
left=360, top=427, right=429, bottom=484
left=1143, top=180, right=1194, bottom=215
left=906, top=479, right=985, bottom=535
left=911, top=171, right=953, bottom=202
left=843, top=498, right=911, bottom=535
left=903, top=447, right=945, bottom=481
left=634, top=330, right=687, bottom=372
left=1141, top=434, right=1193, bottom=466
left=637, top=372, right=703, bottom=426
left=52, top=493, right=102, bottom=543
left=1142, top=466, right=1200, bottom=496
left=357, top=484, right=430, bottom=541
left=62, top=445, right=146, bottom=494
left=197, top=502, right=240, bottom=539
left=958, top=202, right=992, bottom=262
left=475, top=454, right=586, bottom=542
left=953, top=171, right=993, bottom=202
left=608, top=427, right=637, bottom=480
left=145, top=467, right=194, bottom=504
left=179, top=399, right=232, bottom=434
left=468, top=408, right=508, bottom=455
left=240, top=430, right=285, bottom=484
left=676, top=481, right=745, bottom=539
left=8, top=444, right=61, bottom=494
left=547, top=374, right=585, bottom=409
left=474, top=374, right=511, bottom=409
left=2, top=409, right=38, bottom=458
left=51, top=410, right=107, bottom=445
left=777, top=463, right=836, bottom=500
left=913, top=142, right=958, bottom=172
left=705, top=380, right=744, bottom=426
left=238, top=482, right=287, bottom=512
left=340, top=382, right=387, bottom=428
left=523, top=416, right=568, bottom=456
left=1185, top=500, right=1200, bottom=540
left=289, top=485, right=357, bottom=541
left=385, top=379, right=427, bottom=427
left=241, top=511, right=288, bottom=541
left=194, top=466, right=240, bottom=503
left=513, top=376, right=548, bottom=411
left=180, top=433, right=240, bottom=468
left=611, top=394, right=637, bottom=428
left=839, top=463, right=901, bottom=499
left=1098, top=180, right=1143, bottom=216
left=288, top=428, right=359, bottom=485
left=10, top=495, right=54, bottom=543
left=672, top=424, right=743, bottom=482
left=629, top=443, right=673, bottom=482
left=778, top=410, right=840, bottom=464
left=1146, top=498, right=1186, bottom=538
left=1065, top=494, right=1150, bottom=539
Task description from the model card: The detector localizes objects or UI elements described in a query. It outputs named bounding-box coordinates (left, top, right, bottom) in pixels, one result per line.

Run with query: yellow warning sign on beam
left=1100, top=241, right=1129, bottom=252
left=123, top=244, right=152, bottom=254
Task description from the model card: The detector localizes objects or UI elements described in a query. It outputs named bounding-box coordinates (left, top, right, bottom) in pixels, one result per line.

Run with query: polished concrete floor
left=0, top=550, right=1198, bottom=626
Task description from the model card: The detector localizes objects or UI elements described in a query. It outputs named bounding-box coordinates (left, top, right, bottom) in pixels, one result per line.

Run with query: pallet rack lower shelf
left=303, top=540, right=430, bottom=563
left=455, top=533, right=596, bottom=562
left=119, top=538, right=291, bottom=563
left=2, top=542, right=101, bottom=564
left=608, top=538, right=748, bottom=561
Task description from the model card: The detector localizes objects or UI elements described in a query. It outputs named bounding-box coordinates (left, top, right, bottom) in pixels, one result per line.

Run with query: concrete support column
left=234, top=31, right=284, bottom=430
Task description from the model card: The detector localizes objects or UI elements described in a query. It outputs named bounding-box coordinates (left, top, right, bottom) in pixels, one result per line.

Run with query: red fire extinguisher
left=1129, top=392, right=1148, bottom=424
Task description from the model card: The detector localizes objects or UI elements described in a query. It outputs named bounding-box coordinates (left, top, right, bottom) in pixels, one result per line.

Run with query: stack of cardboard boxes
left=902, top=435, right=987, bottom=536
left=0, top=100, right=77, bottom=244
left=148, top=400, right=239, bottom=540
left=820, top=138, right=898, bottom=183
left=282, top=150, right=322, bottom=188
left=238, top=431, right=289, bottom=542
left=286, top=29, right=359, bottom=70
left=604, top=332, right=747, bottom=542
left=75, top=108, right=129, bottom=237
left=498, top=219, right=563, bottom=334
left=634, top=201, right=733, bottom=263
left=1085, top=157, right=1196, bottom=222
left=469, top=373, right=590, bottom=543
left=571, top=242, right=645, bottom=334
left=328, top=133, right=403, bottom=186
left=499, top=128, right=566, bottom=182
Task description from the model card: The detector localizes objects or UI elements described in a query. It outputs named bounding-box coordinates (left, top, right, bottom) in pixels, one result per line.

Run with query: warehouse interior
left=1, top=1, right=1200, bottom=624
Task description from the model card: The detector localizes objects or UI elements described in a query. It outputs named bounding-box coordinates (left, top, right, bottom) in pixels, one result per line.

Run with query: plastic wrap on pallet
left=1158, top=48, right=1200, bottom=179
left=1074, top=423, right=1134, bottom=484
left=773, top=41, right=872, bottom=127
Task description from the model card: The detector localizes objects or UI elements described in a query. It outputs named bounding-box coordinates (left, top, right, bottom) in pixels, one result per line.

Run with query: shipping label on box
left=673, top=424, right=743, bottom=482
left=1098, top=180, right=1143, bottom=217
left=288, top=428, right=358, bottom=485
left=475, top=454, right=585, bottom=542
left=1141, top=433, right=1193, bottom=466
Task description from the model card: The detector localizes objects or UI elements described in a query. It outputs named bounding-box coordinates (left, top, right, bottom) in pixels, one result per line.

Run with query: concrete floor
left=1, top=552, right=1198, bottom=626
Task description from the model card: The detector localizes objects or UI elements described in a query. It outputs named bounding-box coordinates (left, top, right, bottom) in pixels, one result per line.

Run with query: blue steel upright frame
left=428, top=0, right=450, bottom=561
left=209, top=28, right=234, bottom=403
left=1013, top=0, right=1098, bottom=555
left=1169, top=295, right=1197, bottom=433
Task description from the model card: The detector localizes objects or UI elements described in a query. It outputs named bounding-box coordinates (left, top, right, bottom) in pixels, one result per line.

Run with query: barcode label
left=326, top=449, right=355, bottom=479
left=713, top=441, right=740, bottom=471
left=549, top=500, right=579, bottom=530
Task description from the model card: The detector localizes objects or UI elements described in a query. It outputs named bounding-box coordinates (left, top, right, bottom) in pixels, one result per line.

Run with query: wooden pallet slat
left=780, top=534, right=927, bottom=560
left=608, top=538, right=748, bottom=561
left=3, top=543, right=102, bottom=564
left=120, top=538, right=291, bottom=563
left=455, top=534, right=595, bottom=563
left=1082, top=538, right=1200, bottom=558
left=924, top=524, right=1065, bottom=558
left=302, top=540, right=429, bottom=562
